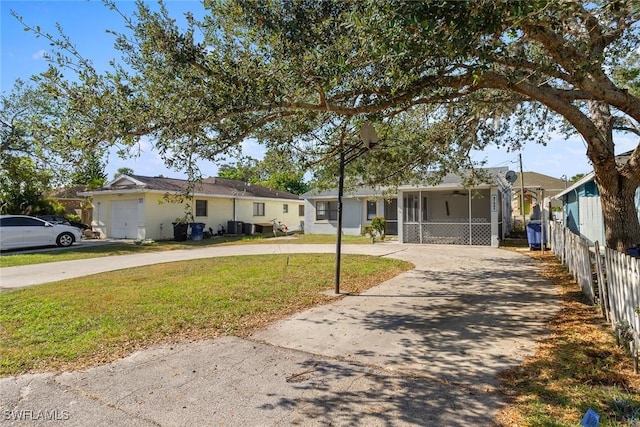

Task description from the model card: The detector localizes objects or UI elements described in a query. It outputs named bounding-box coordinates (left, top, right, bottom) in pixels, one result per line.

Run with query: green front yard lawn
left=0, top=253, right=411, bottom=376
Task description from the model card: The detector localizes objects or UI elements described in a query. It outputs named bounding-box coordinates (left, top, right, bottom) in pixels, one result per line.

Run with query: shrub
left=371, top=216, right=386, bottom=240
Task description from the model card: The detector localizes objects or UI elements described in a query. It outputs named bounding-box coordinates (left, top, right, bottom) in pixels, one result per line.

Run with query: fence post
left=594, top=242, right=609, bottom=322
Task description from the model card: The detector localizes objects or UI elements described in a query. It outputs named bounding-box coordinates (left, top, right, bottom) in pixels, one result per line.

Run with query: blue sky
left=2, top=1, right=632, bottom=183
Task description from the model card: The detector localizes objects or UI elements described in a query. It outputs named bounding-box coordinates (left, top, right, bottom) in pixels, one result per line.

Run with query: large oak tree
left=21, top=0, right=640, bottom=250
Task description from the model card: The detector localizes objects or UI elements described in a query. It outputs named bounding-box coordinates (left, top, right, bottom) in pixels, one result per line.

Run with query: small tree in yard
left=371, top=217, right=386, bottom=242
left=15, top=0, right=640, bottom=252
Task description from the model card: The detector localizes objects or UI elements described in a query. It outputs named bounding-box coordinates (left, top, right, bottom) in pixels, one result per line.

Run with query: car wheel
left=56, top=232, right=75, bottom=247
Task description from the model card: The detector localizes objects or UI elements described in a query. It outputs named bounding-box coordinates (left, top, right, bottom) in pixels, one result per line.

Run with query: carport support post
left=335, top=146, right=345, bottom=294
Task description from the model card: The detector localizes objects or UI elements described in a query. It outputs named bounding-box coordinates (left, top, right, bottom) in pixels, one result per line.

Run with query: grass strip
left=0, top=253, right=411, bottom=376
left=0, top=233, right=377, bottom=268
left=497, top=250, right=640, bottom=426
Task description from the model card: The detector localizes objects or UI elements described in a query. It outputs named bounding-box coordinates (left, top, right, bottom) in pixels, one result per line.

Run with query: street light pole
left=334, top=144, right=345, bottom=294
left=334, top=122, right=379, bottom=295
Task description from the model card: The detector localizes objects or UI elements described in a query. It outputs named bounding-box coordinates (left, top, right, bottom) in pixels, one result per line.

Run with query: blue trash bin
left=526, top=222, right=542, bottom=250
left=626, top=245, right=640, bottom=258
left=190, top=222, right=206, bottom=241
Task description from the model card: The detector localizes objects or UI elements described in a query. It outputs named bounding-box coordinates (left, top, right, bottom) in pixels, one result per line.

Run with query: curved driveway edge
left=0, top=243, right=403, bottom=290
left=0, top=244, right=559, bottom=426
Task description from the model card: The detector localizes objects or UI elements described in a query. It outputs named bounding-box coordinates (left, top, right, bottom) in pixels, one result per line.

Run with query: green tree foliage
left=0, top=80, right=77, bottom=214
left=0, top=157, right=56, bottom=214
left=71, top=153, right=108, bottom=189
left=570, top=173, right=586, bottom=183
left=17, top=0, right=640, bottom=250
left=1, top=79, right=98, bottom=176
left=218, top=151, right=309, bottom=194
left=114, top=167, right=134, bottom=179
left=217, top=157, right=261, bottom=183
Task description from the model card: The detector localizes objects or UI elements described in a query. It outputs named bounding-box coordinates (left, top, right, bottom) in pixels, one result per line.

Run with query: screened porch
left=401, top=189, right=501, bottom=246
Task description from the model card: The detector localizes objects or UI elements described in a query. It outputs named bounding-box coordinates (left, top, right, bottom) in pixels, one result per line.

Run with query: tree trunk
left=597, top=172, right=640, bottom=252
left=586, top=101, right=640, bottom=252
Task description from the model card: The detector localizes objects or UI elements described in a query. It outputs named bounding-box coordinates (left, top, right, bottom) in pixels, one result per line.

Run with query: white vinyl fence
left=549, top=222, right=595, bottom=303
left=550, top=222, right=640, bottom=367
left=602, top=246, right=640, bottom=330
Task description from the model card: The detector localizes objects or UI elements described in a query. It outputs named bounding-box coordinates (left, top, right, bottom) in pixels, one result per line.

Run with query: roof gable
left=106, top=175, right=148, bottom=189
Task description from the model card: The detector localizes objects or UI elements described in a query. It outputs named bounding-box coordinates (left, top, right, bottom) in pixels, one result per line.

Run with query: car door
left=20, top=217, right=54, bottom=247
left=0, top=217, right=24, bottom=249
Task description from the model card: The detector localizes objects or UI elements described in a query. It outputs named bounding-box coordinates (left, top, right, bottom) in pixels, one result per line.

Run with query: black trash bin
left=190, top=222, right=206, bottom=241
left=172, top=222, right=188, bottom=242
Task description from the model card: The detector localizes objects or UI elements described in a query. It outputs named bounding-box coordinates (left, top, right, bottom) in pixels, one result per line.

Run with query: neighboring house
left=511, top=172, right=567, bottom=219
left=79, top=175, right=304, bottom=240
left=50, top=184, right=92, bottom=225
left=553, top=152, right=640, bottom=247
left=302, top=168, right=513, bottom=247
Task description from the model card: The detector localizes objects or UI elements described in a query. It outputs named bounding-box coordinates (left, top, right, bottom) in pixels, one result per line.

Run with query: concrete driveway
left=0, top=243, right=558, bottom=426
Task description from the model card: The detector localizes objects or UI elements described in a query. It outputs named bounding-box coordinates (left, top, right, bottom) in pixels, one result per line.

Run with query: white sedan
left=0, top=215, right=83, bottom=251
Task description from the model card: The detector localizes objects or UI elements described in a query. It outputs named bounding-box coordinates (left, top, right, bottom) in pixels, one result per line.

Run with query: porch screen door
left=384, top=198, right=398, bottom=235
left=403, top=192, right=421, bottom=243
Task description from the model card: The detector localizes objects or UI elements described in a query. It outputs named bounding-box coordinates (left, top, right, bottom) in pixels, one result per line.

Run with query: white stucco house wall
left=79, top=175, right=304, bottom=240
left=302, top=168, right=513, bottom=247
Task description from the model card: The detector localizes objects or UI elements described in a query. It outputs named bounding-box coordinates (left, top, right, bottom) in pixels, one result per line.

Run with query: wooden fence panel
left=605, top=248, right=640, bottom=349
left=550, top=221, right=564, bottom=262
left=605, top=247, right=620, bottom=327
left=543, top=224, right=639, bottom=343
left=562, top=228, right=594, bottom=303
left=594, top=242, right=609, bottom=322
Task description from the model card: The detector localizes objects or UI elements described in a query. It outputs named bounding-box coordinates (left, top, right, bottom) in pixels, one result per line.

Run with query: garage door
left=111, top=200, right=140, bottom=239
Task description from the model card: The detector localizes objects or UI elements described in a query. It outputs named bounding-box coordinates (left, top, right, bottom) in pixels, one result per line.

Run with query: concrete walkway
left=0, top=243, right=559, bottom=426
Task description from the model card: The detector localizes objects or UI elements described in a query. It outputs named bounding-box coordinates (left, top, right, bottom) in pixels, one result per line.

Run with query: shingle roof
left=512, top=172, right=567, bottom=192
left=302, top=167, right=509, bottom=198
left=50, top=184, right=88, bottom=199
left=95, top=175, right=301, bottom=200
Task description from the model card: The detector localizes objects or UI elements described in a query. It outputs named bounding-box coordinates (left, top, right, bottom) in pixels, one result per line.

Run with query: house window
left=283, top=204, right=288, bottom=214
left=299, top=204, right=305, bottom=216
left=366, top=200, right=377, bottom=220
left=316, top=201, right=338, bottom=221
left=195, top=200, right=207, bottom=217
left=253, top=202, right=265, bottom=216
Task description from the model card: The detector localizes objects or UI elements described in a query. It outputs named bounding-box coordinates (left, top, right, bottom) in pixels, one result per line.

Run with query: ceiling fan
left=444, top=190, right=468, bottom=197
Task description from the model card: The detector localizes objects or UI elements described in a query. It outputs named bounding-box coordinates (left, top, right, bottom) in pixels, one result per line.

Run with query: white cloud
left=32, top=50, right=46, bottom=60
left=241, top=139, right=266, bottom=160
left=614, top=132, right=638, bottom=154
